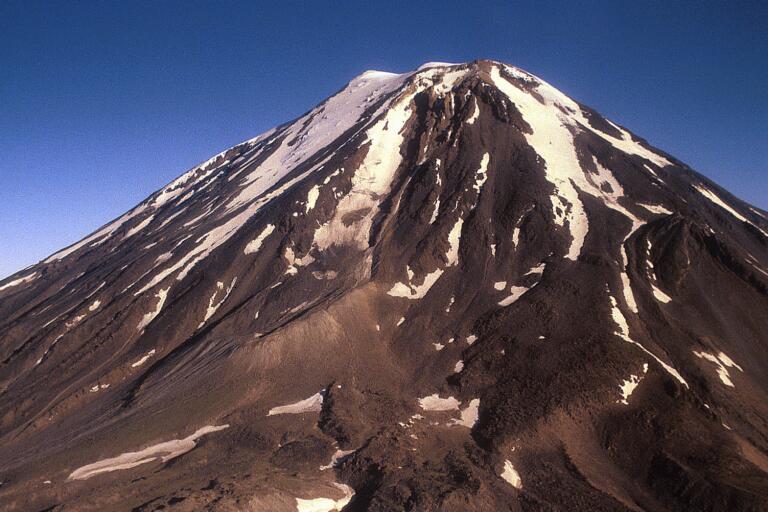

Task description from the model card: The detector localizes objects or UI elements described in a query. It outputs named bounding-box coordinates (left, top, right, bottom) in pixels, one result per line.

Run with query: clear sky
left=1, top=1, right=766, bottom=278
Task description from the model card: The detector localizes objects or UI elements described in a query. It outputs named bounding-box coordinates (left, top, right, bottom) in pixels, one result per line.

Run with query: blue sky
left=1, top=0, right=766, bottom=278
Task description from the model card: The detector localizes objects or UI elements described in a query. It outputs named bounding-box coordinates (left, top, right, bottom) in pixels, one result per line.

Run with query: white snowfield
left=67, top=425, right=229, bottom=481
left=489, top=63, right=673, bottom=263
left=27, top=61, right=685, bottom=317
left=267, top=391, right=324, bottom=416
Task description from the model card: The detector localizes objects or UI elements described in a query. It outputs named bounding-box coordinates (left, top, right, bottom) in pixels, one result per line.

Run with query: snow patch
left=418, top=394, right=460, bottom=411
left=268, top=391, right=324, bottom=416
left=501, top=460, right=522, bottom=489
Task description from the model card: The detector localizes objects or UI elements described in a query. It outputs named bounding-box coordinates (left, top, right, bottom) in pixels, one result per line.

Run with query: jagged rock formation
left=1, top=60, right=767, bottom=511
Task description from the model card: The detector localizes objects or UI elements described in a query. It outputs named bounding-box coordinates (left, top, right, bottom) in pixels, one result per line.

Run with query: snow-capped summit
left=1, top=60, right=767, bottom=510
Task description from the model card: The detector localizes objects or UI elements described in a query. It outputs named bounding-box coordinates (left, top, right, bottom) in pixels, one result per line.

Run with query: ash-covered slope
left=1, top=60, right=767, bottom=511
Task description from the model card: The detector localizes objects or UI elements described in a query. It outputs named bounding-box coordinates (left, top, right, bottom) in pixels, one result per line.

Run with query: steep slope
left=0, top=60, right=767, bottom=511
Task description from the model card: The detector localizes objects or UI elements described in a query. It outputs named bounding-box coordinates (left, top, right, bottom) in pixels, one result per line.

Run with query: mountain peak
left=1, top=59, right=767, bottom=510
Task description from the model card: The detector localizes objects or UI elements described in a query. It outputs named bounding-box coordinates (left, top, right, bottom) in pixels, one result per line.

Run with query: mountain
left=1, top=60, right=767, bottom=511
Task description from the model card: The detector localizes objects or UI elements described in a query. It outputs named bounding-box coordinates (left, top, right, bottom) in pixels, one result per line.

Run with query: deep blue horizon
left=1, top=0, right=766, bottom=279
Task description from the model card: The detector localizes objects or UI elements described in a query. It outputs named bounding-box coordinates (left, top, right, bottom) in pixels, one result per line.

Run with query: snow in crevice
left=131, top=349, right=156, bottom=368
left=198, top=277, right=237, bottom=329
left=694, top=183, right=768, bottom=237
left=609, top=294, right=688, bottom=387
left=449, top=398, right=480, bottom=428
left=284, top=246, right=315, bottom=276
left=295, top=483, right=354, bottom=512
left=89, top=383, right=109, bottom=393
left=136, top=163, right=317, bottom=294
left=0, top=272, right=38, bottom=292
left=651, top=283, right=672, bottom=303
left=136, top=287, right=170, bottom=333
left=229, top=69, right=411, bottom=211
left=312, top=103, right=413, bottom=249
left=305, top=184, right=321, bottom=213
left=639, top=203, right=673, bottom=215
left=267, top=391, right=325, bottom=416
left=645, top=239, right=672, bottom=304
left=490, top=67, right=589, bottom=260
left=491, top=62, right=675, bottom=263
left=498, top=263, right=545, bottom=307
left=67, top=425, right=229, bottom=480
left=418, top=394, right=460, bottom=411
left=694, top=350, right=743, bottom=387
left=389, top=205, right=465, bottom=299
left=467, top=96, right=480, bottom=124
left=470, top=152, right=490, bottom=209
left=319, top=449, right=356, bottom=471
left=125, top=215, right=154, bottom=238
left=501, top=460, right=522, bottom=489
left=497, top=63, right=671, bottom=168
left=313, top=68, right=469, bottom=253
left=429, top=161, right=443, bottom=224
left=244, top=224, right=276, bottom=255
left=387, top=265, right=444, bottom=300
left=44, top=204, right=149, bottom=263
left=618, top=363, right=648, bottom=404
left=445, top=217, right=464, bottom=266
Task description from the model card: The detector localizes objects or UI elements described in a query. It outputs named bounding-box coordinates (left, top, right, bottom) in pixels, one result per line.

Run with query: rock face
left=1, top=60, right=767, bottom=511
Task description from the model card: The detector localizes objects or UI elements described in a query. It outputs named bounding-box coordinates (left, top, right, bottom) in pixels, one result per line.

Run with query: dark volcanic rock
left=0, top=60, right=767, bottom=511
